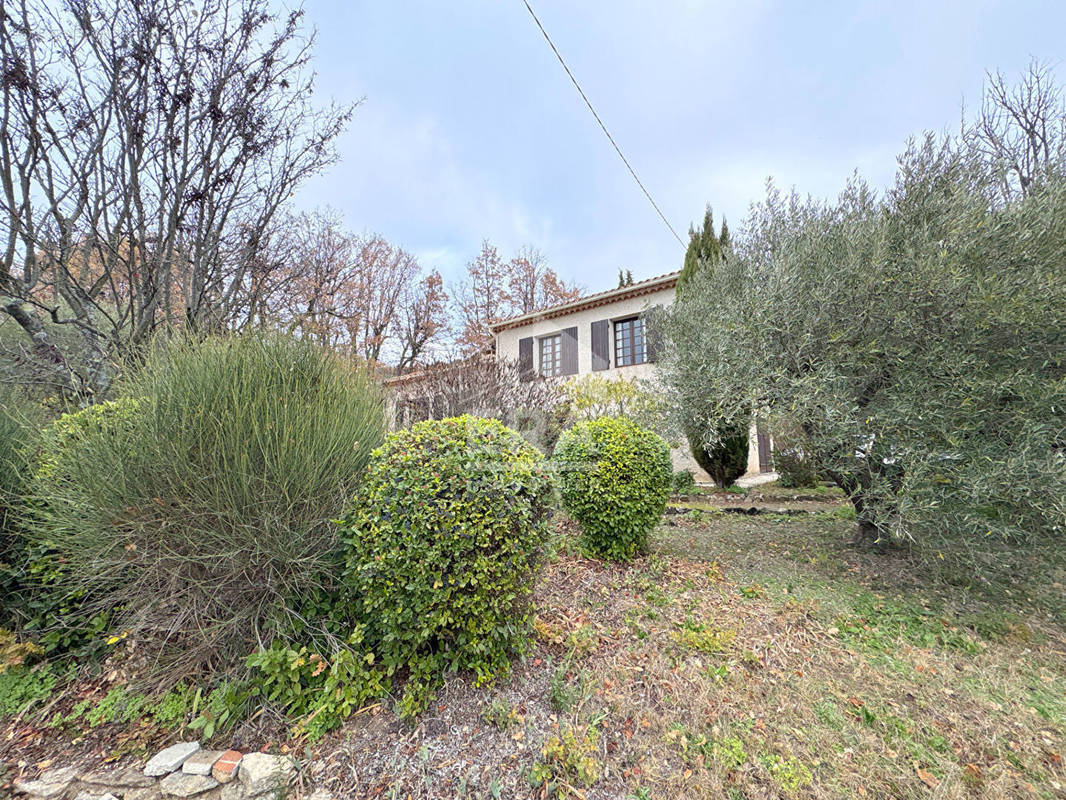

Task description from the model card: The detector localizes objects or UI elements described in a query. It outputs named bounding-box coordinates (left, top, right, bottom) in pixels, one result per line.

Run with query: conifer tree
left=676, top=205, right=748, bottom=486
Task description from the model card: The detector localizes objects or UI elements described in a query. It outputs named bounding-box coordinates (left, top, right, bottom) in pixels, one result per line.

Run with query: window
left=539, top=334, right=562, bottom=376
left=614, top=317, right=646, bottom=366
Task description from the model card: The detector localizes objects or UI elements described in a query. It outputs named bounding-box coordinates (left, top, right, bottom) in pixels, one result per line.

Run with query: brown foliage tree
left=454, top=241, right=581, bottom=355
left=264, top=209, right=447, bottom=368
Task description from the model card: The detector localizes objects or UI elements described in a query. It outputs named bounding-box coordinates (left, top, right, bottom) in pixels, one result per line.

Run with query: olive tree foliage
left=662, top=85, right=1066, bottom=551
left=0, top=0, right=353, bottom=399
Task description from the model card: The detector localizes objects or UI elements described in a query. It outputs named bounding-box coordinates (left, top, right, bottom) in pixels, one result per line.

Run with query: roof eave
left=488, top=271, right=679, bottom=334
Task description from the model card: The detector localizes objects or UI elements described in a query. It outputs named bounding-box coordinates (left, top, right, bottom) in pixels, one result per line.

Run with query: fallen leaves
left=916, top=766, right=940, bottom=788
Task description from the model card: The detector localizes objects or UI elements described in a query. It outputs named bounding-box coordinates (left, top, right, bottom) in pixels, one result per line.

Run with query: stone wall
left=13, top=742, right=330, bottom=800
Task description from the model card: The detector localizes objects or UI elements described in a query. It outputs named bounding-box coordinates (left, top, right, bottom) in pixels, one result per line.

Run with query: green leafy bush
left=24, top=334, right=386, bottom=678
left=554, top=417, right=672, bottom=560
left=671, top=469, right=698, bottom=495
left=339, top=415, right=554, bottom=717
left=247, top=628, right=387, bottom=740
left=775, top=448, right=819, bottom=489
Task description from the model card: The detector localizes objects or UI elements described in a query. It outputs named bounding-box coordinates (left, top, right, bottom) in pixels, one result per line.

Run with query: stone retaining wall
left=13, top=742, right=331, bottom=800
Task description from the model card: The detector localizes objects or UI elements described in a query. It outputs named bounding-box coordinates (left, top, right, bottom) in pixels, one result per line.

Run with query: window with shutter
left=539, top=334, right=562, bottom=377
left=614, top=317, right=646, bottom=366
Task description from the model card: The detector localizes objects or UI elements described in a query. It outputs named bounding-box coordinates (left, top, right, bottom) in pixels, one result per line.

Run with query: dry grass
left=4, top=509, right=1064, bottom=799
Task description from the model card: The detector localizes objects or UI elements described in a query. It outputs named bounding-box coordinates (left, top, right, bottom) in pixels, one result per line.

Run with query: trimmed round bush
left=25, top=334, right=386, bottom=676
left=554, top=416, right=672, bottom=561
left=339, top=415, right=554, bottom=716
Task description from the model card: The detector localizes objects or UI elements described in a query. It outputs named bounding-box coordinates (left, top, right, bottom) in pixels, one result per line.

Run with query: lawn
left=3, top=510, right=1064, bottom=799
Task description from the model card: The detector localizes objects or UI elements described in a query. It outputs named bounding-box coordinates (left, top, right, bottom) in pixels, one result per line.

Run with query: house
left=489, top=270, right=773, bottom=480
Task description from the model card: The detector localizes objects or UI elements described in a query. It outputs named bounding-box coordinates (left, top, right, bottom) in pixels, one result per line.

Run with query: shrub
left=0, top=392, right=43, bottom=625
left=246, top=630, right=387, bottom=741
left=775, top=447, right=819, bottom=489
left=0, top=395, right=35, bottom=544
left=554, top=417, right=672, bottom=560
left=25, top=334, right=386, bottom=677
left=2, top=401, right=131, bottom=653
left=563, top=374, right=664, bottom=431
left=687, top=419, right=749, bottom=488
left=339, top=415, right=554, bottom=717
left=671, top=469, right=697, bottom=495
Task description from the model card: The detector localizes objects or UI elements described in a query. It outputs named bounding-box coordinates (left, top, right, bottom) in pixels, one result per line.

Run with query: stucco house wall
left=489, top=272, right=771, bottom=481
left=493, top=284, right=675, bottom=382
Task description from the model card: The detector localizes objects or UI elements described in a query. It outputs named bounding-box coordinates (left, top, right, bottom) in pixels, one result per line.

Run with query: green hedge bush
left=339, top=415, right=554, bottom=716
left=672, top=469, right=698, bottom=496
left=554, top=417, right=672, bottom=561
left=24, top=334, right=386, bottom=677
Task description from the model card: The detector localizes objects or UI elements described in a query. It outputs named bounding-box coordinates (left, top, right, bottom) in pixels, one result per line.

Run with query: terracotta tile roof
left=488, top=270, right=680, bottom=333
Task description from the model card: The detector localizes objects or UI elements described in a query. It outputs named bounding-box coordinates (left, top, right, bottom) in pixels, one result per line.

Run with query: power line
left=520, top=0, right=686, bottom=249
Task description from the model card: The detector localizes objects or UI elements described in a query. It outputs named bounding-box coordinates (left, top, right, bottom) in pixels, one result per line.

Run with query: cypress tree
left=676, top=205, right=749, bottom=487
left=677, top=206, right=723, bottom=293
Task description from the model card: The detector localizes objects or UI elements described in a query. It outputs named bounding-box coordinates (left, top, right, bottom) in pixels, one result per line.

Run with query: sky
left=291, top=0, right=1066, bottom=295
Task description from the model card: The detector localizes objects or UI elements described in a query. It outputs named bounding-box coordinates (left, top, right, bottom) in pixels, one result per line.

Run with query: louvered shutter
left=591, top=319, right=610, bottom=371
left=644, top=305, right=665, bottom=362
left=560, top=327, right=579, bottom=376
left=518, top=337, right=534, bottom=381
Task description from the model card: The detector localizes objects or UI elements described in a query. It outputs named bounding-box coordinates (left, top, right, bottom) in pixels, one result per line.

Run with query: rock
left=182, top=750, right=224, bottom=776
left=158, top=771, right=219, bottom=797
left=125, top=789, right=164, bottom=800
left=73, top=793, right=120, bottom=800
left=145, top=742, right=201, bottom=777
left=237, top=753, right=295, bottom=797
left=211, top=751, right=242, bottom=784
left=80, top=766, right=157, bottom=789
left=219, top=784, right=244, bottom=800
left=307, top=791, right=334, bottom=800
left=14, top=767, right=78, bottom=798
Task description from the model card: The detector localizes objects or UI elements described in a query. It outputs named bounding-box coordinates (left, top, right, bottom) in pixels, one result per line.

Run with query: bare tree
left=507, top=244, right=581, bottom=315
left=0, top=0, right=354, bottom=397
left=389, top=356, right=567, bottom=451
left=354, top=235, right=420, bottom=364
left=454, top=240, right=510, bottom=355
left=453, top=240, right=582, bottom=356
left=395, top=270, right=448, bottom=373
left=260, top=210, right=438, bottom=366
left=969, top=59, right=1066, bottom=202
left=270, top=210, right=361, bottom=351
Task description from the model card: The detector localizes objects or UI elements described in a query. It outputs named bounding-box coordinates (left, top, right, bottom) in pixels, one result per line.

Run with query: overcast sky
left=292, top=0, right=1065, bottom=294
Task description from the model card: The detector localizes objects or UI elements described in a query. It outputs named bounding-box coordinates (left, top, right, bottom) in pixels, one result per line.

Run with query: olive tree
left=663, top=130, right=1066, bottom=551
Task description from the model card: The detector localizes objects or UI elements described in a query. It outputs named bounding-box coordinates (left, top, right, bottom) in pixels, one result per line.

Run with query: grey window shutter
left=644, top=305, right=664, bottom=362
left=560, top=326, right=579, bottom=376
left=518, top=337, right=534, bottom=381
left=591, top=319, right=610, bottom=371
